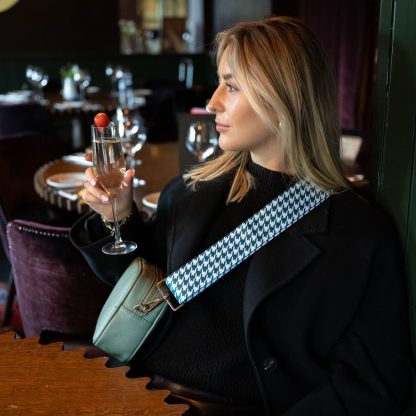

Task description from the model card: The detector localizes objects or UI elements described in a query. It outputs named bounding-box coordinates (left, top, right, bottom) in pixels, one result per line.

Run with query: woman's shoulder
left=329, top=189, right=399, bottom=242
left=158, top=175, right=189, bottom=205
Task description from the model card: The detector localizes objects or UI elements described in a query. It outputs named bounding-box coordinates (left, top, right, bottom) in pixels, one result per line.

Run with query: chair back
left=0, top=131, right=69, bottom=256
left=0, top=103, right=53, bottom=137
left=7, top=219, right=111, bottom=338
left=0, top=131, right=62, bottom=219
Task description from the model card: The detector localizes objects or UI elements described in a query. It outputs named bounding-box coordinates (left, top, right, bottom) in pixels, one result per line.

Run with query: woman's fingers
left=84, top=151, right=92, bottom=161
left=122, top=169, right=135, bottom=188
left=81, top=167, right=135, bottom=220
left=84, top=180, right=110, bottom=203
left=83, top=167, right=110, bottom=203
left=84, top=167, right=96, bottom=182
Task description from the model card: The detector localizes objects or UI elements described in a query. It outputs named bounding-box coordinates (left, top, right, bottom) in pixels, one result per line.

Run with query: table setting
left=34, top=157, right=89, bottom=214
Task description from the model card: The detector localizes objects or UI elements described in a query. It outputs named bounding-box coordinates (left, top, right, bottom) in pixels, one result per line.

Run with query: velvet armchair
left=7, top=219, right=111, bottom=338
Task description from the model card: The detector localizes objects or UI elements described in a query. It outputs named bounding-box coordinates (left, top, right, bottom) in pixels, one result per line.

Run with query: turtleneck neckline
left=247, top=158, right=294, bottom=190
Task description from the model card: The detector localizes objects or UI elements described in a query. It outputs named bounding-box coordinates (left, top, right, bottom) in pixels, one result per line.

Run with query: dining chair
left=0, top=131, right=77, bottom=327
left=6, top=219, right=111, bottom=338
left=0, top=103, right=53, bottom=137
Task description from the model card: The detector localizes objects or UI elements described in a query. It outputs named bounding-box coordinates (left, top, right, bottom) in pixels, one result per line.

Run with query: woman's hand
left=81, top=152, right=135, bottom=221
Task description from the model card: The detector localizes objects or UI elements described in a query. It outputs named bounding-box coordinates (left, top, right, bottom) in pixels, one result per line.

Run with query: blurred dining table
left=34, top=141, right=180, bottom=216
left=45, top=89, right=149, bottom=150
left=0, top=331, right=188, bottom=415
left=0, top=89, right=150, bottom=150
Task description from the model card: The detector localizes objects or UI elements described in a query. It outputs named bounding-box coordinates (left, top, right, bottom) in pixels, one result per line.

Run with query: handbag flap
left=93, top=257, right=166, bottom=342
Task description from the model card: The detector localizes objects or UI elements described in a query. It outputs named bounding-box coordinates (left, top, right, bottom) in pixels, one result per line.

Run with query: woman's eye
left=226, top=83, right=238, bottom=92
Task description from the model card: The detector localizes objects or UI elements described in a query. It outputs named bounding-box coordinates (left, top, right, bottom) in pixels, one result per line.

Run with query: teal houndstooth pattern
left=165, top=179, right=330, bottom=304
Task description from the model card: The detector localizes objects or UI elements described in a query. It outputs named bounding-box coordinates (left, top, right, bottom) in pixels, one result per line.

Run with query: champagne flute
left=91, top=122, right=137, bottom=255
left=185, top=121, right=218, bottom=162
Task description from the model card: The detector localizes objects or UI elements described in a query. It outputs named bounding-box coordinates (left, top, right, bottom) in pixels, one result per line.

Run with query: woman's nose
left=206, top=102, right=216, bottom=113
left=206, top=87, right=222, bottom=113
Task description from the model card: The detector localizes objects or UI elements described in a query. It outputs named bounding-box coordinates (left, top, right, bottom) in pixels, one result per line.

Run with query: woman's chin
left=218, top=136, right=240, bottom=152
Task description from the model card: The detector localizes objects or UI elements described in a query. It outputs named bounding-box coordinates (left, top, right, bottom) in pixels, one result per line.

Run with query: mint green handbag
left=93, top=257, right=169, bottom=363
left=93, top=180, right=329, bottom=363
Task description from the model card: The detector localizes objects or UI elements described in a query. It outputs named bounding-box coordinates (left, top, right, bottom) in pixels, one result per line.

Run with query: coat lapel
left=243, top=197, right=331, bottom=328
left=167, top=174, right=331, bottom=325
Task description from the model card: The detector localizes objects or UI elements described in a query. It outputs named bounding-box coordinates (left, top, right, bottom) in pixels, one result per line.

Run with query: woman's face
left=207, top=49, right=282, bottom=170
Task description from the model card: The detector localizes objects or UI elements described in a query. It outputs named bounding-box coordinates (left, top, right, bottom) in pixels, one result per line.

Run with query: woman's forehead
left=217, top=49, right=234, bottom=78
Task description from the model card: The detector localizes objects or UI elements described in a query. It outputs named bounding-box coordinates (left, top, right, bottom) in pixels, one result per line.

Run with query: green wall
left=373, top=0, right=416, bottom=413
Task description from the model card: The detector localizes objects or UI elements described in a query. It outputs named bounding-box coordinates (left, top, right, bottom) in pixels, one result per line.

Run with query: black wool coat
left=70, top=175, right=415, bottom=415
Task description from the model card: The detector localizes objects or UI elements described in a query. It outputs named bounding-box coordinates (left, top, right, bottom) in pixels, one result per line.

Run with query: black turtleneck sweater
left=142, top=160, right=293, bottom=404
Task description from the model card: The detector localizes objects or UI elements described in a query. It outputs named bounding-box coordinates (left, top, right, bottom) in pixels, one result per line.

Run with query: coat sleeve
left=282, top=224, right=415, bottom=415
left=69, top=176, right=181, bottom=286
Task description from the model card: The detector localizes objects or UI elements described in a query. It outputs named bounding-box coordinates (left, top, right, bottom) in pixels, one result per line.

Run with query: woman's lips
left=215, top=121, right=230, bottom=133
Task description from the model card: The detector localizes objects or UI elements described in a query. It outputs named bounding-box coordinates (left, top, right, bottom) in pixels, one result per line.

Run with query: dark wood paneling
left=271, top=0, right=300, bottom=15
left=0, top=0, right=119, bottom=53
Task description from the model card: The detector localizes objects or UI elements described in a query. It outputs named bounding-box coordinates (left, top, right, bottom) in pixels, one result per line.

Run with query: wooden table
left=0, top=332, right=188, bottom=415
left=34, top=142, right=180, bottom=215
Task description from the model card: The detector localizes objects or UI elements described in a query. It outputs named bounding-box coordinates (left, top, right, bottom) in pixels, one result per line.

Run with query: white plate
left=53, top=101, right=84, bottom=110
left=46, top=172, right=85, bottom=189
left=142, top=192, right=160, bottom=211
left=62, top=153, right=93, bottom=167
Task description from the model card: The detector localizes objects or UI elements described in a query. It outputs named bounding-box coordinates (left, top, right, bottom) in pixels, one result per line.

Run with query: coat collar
left=168, top=175, right=330, bottom=322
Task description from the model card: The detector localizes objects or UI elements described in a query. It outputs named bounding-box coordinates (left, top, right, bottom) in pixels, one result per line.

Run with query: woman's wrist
left=100, top=208, right=133, bottom=234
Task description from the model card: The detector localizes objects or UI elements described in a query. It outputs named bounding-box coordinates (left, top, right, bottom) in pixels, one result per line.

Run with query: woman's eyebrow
left=218, top=73, right=234, bottom=81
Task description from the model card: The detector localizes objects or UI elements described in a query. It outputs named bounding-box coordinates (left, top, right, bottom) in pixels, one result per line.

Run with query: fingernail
left=101, top=195, right=109, bottom=202
left=89, top=178, right=96, bottom=186
left=131, top=169, right=135, bottom=176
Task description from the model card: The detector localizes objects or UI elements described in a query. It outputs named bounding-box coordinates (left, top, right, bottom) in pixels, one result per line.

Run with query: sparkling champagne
left=93, top=138, right=126, bottom=196
left=91, top=120, right=137, bottom=255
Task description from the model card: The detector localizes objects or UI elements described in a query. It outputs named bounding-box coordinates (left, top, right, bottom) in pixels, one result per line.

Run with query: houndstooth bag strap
left=158, top=179, right=330, bottom=308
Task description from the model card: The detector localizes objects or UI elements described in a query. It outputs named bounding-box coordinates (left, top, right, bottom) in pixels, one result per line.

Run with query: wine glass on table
left=91, top=119, right=137, bottom=255
left=185, top=121, right=218, bottom=162
left=25, top=65, right=49, bottom=103
left=115, top=107, right=147, bottom=187
left=74, top=68, right=91, bottom=101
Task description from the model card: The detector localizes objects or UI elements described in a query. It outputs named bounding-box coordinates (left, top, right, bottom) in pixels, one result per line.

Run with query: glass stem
left=110, top=196, right=123, bottom=247
left=127, top=154, right=134, bottom=170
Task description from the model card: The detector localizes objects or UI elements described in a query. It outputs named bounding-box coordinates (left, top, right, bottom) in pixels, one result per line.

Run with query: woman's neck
left=250, top=151, right=293, bottom=175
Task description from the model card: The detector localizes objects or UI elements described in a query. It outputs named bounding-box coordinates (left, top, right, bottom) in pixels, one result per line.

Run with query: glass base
left=102, top=240, right=137, bottom=255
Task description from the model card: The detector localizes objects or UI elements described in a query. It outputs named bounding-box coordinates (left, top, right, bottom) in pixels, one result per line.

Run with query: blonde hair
left=184, top=16, right=349, bottom=203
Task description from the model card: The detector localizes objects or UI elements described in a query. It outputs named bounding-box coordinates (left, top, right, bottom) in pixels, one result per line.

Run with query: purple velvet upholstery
left=0, top=204, right=9, bottom=261
left=7, top=219, right=111, bottom=338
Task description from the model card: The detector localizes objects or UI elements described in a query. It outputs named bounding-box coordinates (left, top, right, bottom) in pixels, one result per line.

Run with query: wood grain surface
left=0, top=332, right=188, bottom=415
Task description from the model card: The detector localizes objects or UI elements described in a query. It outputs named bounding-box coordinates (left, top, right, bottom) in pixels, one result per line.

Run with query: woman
left=71, top=16, right=414, bottom=415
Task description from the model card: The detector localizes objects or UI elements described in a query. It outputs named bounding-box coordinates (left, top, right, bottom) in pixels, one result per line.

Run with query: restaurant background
left=0, top=0, right=378, bottom=131
left=0, top=0, right=415, bottom=413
